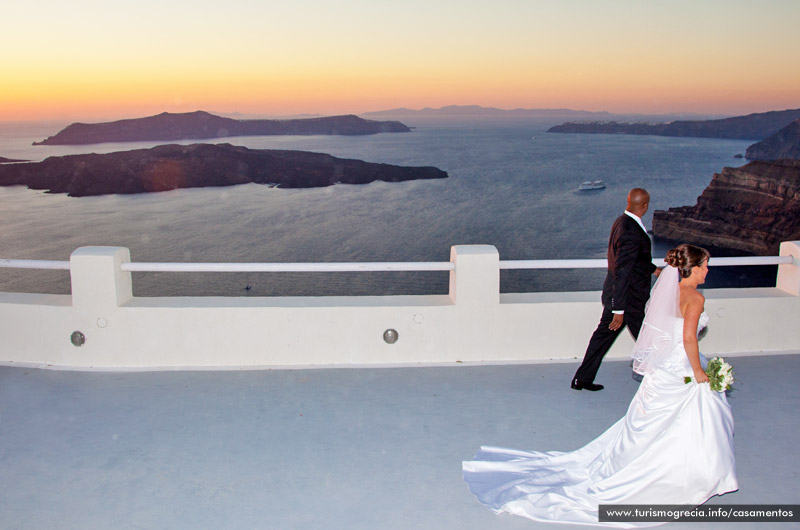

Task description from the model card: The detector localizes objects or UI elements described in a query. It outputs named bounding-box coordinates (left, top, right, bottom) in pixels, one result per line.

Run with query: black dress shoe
left=571, top=378, right=604, bottom=391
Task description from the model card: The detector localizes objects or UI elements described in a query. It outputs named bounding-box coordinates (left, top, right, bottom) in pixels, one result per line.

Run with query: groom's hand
left=609, top=313, right=624, bottom=331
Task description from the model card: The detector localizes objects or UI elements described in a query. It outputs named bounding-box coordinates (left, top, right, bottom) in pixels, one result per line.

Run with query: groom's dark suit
left=574, top=212, right=657, bottom=385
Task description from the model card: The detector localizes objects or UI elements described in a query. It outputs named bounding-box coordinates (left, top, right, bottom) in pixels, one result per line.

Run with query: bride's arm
left=682, top=290, right=709, bottom=383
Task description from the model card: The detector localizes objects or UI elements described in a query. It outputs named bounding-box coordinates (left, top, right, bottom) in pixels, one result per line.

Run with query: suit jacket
left=601, top=214, right=657, bottom=313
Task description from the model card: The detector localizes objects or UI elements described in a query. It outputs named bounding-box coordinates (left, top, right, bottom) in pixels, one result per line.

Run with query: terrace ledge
left=1, top=242, right=799, bottom=370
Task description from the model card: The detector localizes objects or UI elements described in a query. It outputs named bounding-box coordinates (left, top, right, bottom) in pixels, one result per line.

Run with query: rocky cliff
left=745, top=119, right=800, bottom=160
left=548, top=108, right=800, bottom=140
left=652, top=160, right=800, bottom=255
left=33, top=111, right=411, bottom=145
left=0, top=143, right=447, bottom=197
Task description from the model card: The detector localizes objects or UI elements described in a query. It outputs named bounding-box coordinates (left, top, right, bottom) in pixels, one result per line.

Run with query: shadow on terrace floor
left=1, top=353, right=798, bottom=530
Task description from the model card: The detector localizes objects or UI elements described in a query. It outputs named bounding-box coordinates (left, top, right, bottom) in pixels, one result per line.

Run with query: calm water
left=0, top=117, right=756, bottom=296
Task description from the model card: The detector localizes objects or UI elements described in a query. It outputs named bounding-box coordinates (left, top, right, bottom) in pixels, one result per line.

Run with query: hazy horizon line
left=6, top=103, right=797, bottom=125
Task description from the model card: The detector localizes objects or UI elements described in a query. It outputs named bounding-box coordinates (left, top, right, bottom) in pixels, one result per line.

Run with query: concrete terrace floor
left=1, top=353, right=798, bottom=530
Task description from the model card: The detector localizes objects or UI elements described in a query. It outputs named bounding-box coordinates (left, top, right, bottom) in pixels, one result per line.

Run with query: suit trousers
left=574, top=305, right=645, bottom=384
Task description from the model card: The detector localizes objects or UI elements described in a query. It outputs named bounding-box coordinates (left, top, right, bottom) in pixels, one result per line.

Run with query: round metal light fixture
left=70, top=331, right=86, bottom=347
left=383, top=329, right=399, bottom=344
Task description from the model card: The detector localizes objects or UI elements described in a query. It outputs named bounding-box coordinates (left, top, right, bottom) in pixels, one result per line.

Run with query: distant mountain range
left=33, top=112, right=411, bottom=146
left=547, top=108, right=800, bottom=141
left=361, top=105, right=723, bottom=122
left=0, top=143, right=447, bottom=196
left=363, top=105, right=611, bottom=119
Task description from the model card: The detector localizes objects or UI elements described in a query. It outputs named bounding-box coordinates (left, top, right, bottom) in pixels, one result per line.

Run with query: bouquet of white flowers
left=684, top=357, right=734, bottom=392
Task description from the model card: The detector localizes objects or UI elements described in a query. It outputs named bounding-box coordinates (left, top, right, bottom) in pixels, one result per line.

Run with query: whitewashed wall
left=1, top=242, right=799, bottom=370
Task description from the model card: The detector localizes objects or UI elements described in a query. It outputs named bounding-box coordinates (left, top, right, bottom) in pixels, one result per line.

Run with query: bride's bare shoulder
left=679, top=285, right=705, bottom=315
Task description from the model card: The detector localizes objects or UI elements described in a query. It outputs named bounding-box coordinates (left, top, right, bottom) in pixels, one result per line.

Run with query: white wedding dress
left=462, top=312, right=738, bottom=527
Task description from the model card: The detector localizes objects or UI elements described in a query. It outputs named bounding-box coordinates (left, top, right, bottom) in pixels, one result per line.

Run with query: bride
left=462, top=244, right=738, bottom=527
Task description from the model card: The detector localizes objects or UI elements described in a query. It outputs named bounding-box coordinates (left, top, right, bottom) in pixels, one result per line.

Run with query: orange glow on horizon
left=1, top=1, right=798, bottom=122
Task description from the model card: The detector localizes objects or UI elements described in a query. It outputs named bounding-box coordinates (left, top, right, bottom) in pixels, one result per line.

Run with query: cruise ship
left=578, top=179, right=606, bottom=190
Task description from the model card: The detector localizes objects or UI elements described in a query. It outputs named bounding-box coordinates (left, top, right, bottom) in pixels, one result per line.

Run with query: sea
left=0, top=116, right=762, bottom=297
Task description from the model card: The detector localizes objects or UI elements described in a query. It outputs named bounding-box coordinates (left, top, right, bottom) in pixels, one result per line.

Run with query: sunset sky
left=2, top=0, right=799, bottom=121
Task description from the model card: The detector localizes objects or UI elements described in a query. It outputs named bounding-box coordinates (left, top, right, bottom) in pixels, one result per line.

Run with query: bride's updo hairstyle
left=666, top=244, right=710, bottom=278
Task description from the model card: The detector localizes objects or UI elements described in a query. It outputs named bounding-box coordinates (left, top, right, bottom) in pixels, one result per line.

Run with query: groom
left=571, top=188, right=658, bottom=391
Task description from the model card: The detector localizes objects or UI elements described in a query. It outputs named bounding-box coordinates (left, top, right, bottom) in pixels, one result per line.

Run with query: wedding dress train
left=462, top=314, right=738, bottom=527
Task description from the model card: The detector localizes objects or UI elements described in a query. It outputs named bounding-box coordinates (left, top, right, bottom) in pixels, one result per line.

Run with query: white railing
left=2, top=243, right=799, bottom=370
left=0, top=255, right=794, bottom=273
left=0, top=259, right=71, bottom=270
left=121, top=261, right=455, bottom=273
left=501, top=256, right=795, bottom=269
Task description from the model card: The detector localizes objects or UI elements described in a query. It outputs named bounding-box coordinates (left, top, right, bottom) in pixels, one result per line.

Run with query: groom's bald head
left=627, top=188, right=650, bottom=216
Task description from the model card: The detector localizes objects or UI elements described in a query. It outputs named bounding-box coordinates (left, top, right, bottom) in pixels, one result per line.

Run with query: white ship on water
left=578, top=179, right=606, bottom=190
